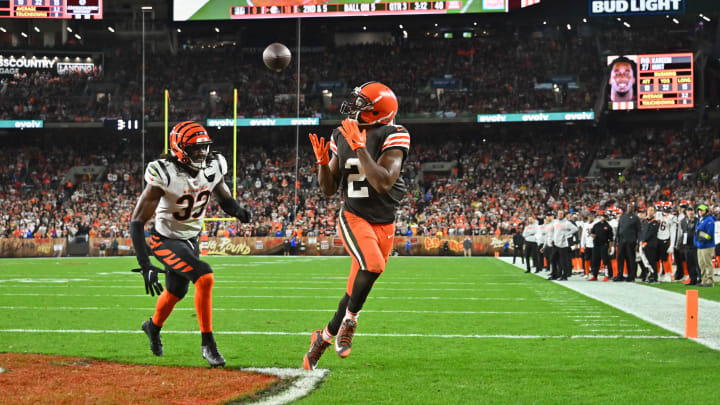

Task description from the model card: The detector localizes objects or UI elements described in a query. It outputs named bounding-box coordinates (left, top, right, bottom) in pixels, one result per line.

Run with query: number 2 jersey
left=329, top=124, right=410, bottom=224
left=144, top=154, right=228, bottom=240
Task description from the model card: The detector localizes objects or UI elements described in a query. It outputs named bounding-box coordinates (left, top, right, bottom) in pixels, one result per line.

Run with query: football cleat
left=303, top=330, right=331, bottom=371
left=588, top=276, right=598, bottom=281
left=602, top=276, right=610, bottom=282
left=201, top=344, right=226, bottom=367
left=335, top=319, right=357, bottom=358
left=142, top=318, right=163, bottom=356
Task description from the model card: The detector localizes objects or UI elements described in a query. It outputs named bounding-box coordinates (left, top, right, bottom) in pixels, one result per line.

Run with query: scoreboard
left=230, top=1, right=461, bottom=18
left=607, top=52, right=693, bottom=111
left=637, top=53, right=693, bottom=109
left=175, top=0, right=509, bottom=20
left=0, top=0, right=102, bottom=19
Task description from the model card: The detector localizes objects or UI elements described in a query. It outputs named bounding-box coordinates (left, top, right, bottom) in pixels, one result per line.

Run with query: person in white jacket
left=549, top=210, right=579, bottom=281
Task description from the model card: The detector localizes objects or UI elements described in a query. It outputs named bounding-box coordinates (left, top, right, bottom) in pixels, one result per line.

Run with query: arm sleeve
left=130, top=220, right=151, bottom=267
left=219, top=198, right=251, bottom=223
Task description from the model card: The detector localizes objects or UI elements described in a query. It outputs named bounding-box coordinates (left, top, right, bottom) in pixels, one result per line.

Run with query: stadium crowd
left=1, top=20, right=707, bottom=122
left=2, top=124, right=718, bottom=246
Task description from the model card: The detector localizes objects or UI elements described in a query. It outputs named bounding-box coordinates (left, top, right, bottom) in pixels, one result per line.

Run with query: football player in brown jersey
left=303, top=82, right=410, bottom=370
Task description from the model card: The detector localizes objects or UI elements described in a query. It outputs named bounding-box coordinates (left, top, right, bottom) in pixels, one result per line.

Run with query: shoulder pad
left=145, top=159, right=171, bottom=189
left=214, top=153, right=228, bottom=176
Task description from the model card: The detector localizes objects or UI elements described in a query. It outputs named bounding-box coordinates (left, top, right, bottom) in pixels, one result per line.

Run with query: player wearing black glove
left=129, top=120, right=252, bottom=367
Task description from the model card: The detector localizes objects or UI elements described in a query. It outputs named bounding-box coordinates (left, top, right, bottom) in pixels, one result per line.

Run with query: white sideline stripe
left=0, top=329, right=679, bottom=340
left=242, top=367, right=329, bottom=405
left=0, top=293, right=526, bottom=301
left=0, top=306, right=574, bottom=315
left=498, top=257, right=720, bottom=351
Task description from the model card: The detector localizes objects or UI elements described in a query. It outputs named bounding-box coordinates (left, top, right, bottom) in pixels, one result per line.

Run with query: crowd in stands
left=1, top=20, right=709, bottom=122
left=2, top=124, right=718, bottom=242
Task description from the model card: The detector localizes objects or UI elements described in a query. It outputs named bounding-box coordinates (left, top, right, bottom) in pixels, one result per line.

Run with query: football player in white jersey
left=130, top=121, right=251, bottom=367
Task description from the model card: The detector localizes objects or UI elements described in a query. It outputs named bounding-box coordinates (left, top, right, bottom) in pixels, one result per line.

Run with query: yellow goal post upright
left=164, top=89, right=240, bottom=255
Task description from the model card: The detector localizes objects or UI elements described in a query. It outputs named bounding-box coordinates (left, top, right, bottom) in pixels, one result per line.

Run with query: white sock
left=344, top=309, right=359, bottom=322
left=322, top=327, right=334, bottom=342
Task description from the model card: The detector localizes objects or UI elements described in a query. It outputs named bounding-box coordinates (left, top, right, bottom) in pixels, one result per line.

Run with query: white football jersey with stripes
left=144, top=154, right=227, bottom=239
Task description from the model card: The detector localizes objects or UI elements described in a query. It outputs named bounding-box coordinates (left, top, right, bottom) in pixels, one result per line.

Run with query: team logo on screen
left=590, top=0, right=684, bottom=16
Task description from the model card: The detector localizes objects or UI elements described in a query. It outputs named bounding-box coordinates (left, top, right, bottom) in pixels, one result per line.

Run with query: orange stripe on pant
left=337, top=209, right=394, bottom=295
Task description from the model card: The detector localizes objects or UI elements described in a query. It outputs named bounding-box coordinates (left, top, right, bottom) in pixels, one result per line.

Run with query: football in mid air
left=262, top=42, right=292, bottom=72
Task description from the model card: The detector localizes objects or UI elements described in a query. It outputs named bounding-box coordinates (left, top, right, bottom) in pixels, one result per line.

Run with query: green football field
left=1, top=256, right=719, bottom=404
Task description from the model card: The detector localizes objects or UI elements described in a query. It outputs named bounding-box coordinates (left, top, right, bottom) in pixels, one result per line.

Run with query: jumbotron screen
left=0, top=0, right=102, bottom=19
left=607, top=52, right=694, bottom=111
left=174, top=0, right=508, bottom=20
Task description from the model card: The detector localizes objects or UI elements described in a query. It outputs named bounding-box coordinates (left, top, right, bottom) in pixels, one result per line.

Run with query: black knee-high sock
left=347, top=270, right=380, bottom=314
left=327, top=293, right=350, bottom=335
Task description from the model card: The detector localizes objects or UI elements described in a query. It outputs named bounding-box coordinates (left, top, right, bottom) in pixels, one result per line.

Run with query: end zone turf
left=0, top=353, right=327, bottom=404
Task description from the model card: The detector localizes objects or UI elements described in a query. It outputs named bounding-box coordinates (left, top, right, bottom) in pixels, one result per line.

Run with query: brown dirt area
left=0, top=353, right=279, bottom=404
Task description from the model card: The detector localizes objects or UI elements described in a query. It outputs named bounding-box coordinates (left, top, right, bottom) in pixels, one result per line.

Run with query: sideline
left=498, top=257, right=720, bottom=351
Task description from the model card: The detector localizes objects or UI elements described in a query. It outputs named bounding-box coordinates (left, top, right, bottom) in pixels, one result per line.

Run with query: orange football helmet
left=340, top=82, right=398, bottom=125
left=169, top=121, right=212, bottom=169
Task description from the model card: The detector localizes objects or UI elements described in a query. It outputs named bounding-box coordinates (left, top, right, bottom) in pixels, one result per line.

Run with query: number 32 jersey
left=330, top=125, right=410, bottom=224
left=144, top=155, right=227, bottom=239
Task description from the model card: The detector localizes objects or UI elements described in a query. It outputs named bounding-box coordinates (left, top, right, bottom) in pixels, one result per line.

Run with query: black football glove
left=131, top=264, right=166, bottom=296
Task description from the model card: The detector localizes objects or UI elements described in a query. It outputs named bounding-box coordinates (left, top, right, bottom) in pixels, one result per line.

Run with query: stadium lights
left=74, top=33, right=81, bottom=39
left=582, top=18, right=587, bottom=23
left=473, top=22, right=477, bottom=26
left=33, top=26, right=40, bottom=32
left=141, top=6, right=153, bottom=10
left=362, top=25, right=367, bottom=30
left=542, top=21, right=547, bottom=25
left=177, top=28, right=182, bottom=33
left=700, top=14, right=711, bottom=22
left=66, top=27, right=72, bottom=32
left=108, top=26, right=115, bottom=32
left=623, top=21, right=631, bottom=28
left=402, top=30, right=408, bottom=39
left=20, top=32, right=27, bottom=38
left=566, top=24, right=571, bottom=30
left=214, top=27, right=220, bottom=32
left=0, top=27, right=6, bottom=33
left=434, top=23, right=438, bottom=27
left=616, top=17, right=621, bottom=21
left=672, top=18, right=679, bottom=24
left=399, top=24, right=403, bottom=29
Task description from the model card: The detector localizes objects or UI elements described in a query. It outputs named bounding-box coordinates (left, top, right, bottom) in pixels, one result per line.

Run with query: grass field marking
left=499, top=257, right=720, bottom=351
left=0, top=284, right=507, bottom=292
left=0, top=305, right=581, bottom=315
left=0, top=329, right=681, bottom=340
left=0, top=292, right=527, bottom=301
left=0, top=278, right=90, bottom=283
left=241, top=367, right=329, bottom=405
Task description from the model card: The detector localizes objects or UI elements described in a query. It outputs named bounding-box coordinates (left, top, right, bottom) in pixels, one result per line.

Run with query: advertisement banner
left=206, top=117, right=319, bottom=127
left=1, top=236, right=519, bottom=258
left=477, top=111, right=594, bottom=123
left=589, top=0, right=684, bottom=16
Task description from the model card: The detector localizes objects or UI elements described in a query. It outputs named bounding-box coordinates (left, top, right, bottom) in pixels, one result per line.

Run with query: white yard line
left=0, top=329, right=678, bottom=340
left=498, top=257, right=720, bottom=351
left=0, top=293, right=526, bottom=301
left=0, top=306, right=590, bottom=315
